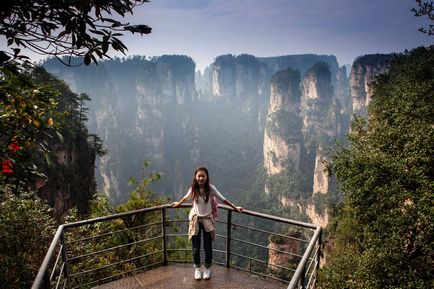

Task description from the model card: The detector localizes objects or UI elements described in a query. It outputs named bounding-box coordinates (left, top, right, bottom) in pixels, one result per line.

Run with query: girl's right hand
left=172, top=201, right=181, bottom=208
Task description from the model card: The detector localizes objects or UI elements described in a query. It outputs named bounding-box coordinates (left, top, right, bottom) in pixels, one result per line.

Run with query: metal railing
left=32, top=203, right=321, bottom=289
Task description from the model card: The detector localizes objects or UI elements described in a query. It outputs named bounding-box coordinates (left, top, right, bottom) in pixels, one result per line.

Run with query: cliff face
left=208, top=54, right=341, bottom=117
left=263, top=61, right=347, bottom=227
left=268, top=231, right=303, bottom=271
left=210, top=54, right=266, bottom=98
left=261, top=55, right=395, bottom=238
left=44, top=53, right=348, bottom=211
left=31, top=67, right=98, bottom=220
left=350, top=54, right=393, bottom=113
left=301, top=62, right=333, bottom=133
left=208, top=54, right=267, bottom=124
left=308, top=150, right=330, bottom=228
left=301, top=62, right=335, bottom=161
left=40, top=52, right=400, bottom=231
left=263, top=69, right=302, bottom=179
left=38, top=137, right=97, bottom=220
left=313, top=151, right=329, bottom=194
left=44, top=56, right=197, bottom=203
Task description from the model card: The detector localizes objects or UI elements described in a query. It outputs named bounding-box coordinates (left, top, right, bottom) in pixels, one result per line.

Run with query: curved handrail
left=64, top=203, right=174, bottom=229
left=32, top=203, right=321, bottom=289
left=287, top=225, right=322, bottom=289
left=32, top=225, right=65, bottom=289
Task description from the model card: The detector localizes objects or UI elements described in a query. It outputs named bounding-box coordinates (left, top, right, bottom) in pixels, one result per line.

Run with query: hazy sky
left=2, top=0, right=431, bottom=71
left=117, top=0, right=432, bottom=71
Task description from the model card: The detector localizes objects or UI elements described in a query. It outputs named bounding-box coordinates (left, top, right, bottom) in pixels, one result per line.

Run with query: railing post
left=162, top=208, right=168, bottom=265
left=299, top=265, right=306, bottom=289
left=60, top=231, right=70, bottom=280
left=42, top=270, right=50, bottom=289
left=225, top=210, right=232, bottom=268
left=317, top=228, right=322, bottom=271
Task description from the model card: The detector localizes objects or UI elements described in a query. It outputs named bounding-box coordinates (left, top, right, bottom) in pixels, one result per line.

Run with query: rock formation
left=44, top=56, right=197, bottom=203
left=40, top=52, right=397, bottom=229
left=44, top=53, right=340, bottom=203
left=263, top=69, right=302, bottom=182
left=350, top=54, right=393, bottom=113
left=268, top=231, right=303, bottom=272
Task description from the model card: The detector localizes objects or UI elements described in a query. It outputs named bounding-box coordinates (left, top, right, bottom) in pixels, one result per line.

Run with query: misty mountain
left=43, top=53, right=391, bottom=224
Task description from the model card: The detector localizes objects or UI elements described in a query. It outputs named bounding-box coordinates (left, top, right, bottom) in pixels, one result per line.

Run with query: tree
left=0, top=192, right=55, bottom=289
left=412, top=0, right=434, bottom=36
left=319, top=46, right=434, bottom=288
left=0, top=65, right=106, bottom=199
left=1, top=0, right=149, bottom=191
left=0, top=2, right=153, bottom=286
left=0, top=65, right=63, bottom=192
left=0, top=0, right=152, bottom=65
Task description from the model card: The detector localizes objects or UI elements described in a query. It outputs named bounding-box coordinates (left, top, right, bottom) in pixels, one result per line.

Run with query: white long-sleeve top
left=184, top=184, right=226, bottom=219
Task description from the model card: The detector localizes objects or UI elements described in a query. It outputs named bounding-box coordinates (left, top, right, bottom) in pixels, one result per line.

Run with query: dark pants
left=191, top=222, right=212, bottom=268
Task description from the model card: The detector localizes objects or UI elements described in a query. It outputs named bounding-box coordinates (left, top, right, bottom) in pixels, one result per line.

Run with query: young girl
left=172, top=167, right=243, bottom=280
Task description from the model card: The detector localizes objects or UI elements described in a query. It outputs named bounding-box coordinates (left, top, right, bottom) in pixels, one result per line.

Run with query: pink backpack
left=210, top=194, right=218, bottom=220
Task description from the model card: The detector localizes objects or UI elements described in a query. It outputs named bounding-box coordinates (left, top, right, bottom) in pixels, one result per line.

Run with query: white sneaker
left=194, top=268, right=202, bottom=280
left=203, top=268, right=211, bottom=280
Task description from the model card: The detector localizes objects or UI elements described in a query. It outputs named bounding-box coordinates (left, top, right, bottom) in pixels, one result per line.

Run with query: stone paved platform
left=92, top=263, right=287, bottom=289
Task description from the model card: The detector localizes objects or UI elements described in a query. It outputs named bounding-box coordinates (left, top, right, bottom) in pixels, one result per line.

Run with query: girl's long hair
left=190, top=167, right=210, bottom=203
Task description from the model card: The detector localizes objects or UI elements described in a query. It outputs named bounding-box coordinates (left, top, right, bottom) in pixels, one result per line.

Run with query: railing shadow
left=32, top=203, right=321, bottom=289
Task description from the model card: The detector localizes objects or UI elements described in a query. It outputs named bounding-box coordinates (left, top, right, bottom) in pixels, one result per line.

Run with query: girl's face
left=195, top=170, right=208, bottom=187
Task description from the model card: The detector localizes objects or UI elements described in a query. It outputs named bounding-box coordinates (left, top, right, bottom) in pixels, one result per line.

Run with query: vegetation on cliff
left=266, top=108, right=303, bottom=143
left=1, top=65, right=104, bottom=218
left=270, top=68, right=301, bottom=102
left=319, top=46, right=434, bottom=288
left=33, top=67, right=105, bottom=218
left=352, top=53, right=395, bottom=68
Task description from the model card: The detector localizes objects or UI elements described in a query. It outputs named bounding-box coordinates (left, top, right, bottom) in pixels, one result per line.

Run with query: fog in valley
left=44, top=52, right=392, bottom=224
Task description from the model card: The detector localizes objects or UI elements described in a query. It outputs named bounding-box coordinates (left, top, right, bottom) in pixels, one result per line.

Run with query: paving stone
left=92, top=263, right=287, bottom=289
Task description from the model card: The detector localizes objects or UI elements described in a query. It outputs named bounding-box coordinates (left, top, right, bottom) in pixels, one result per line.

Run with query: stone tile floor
left=92, top=263, right=287, bottom=289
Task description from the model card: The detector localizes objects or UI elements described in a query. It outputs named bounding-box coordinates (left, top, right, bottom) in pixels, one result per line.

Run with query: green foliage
left=271, top=68, right=301, bottom=102
left=266, top=108, right=303, bottom=144
left=352, top=53, right=395, bottom=68
left=0, top=0, right=151, bottom=65
left=318, top=245, right=363, bottom=289
left=0, top=192, right=55, bottom=289
left=319, top=46, right=434, bottom=288
left=236, top=54, right=260, bottom=67
left=258, top=54, right=340, bottom=79
left=311, top=193, right=328, bottom=216
left=1, top=64, right=104, bottom=217
left=213, top=54, right=236, bottom=67
left=412, top=0, right=434, bottom=36
left=154, top=55, right=196, bottom=77
left=265, top=164, right=306, bottom=201
left=0, top=64, right=63, bottom=191
left=305, top=62, right=331, bottom=78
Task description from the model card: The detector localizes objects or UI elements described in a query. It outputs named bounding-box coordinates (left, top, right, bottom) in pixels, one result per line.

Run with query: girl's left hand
left=235, top=206, right=243, bottom=212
